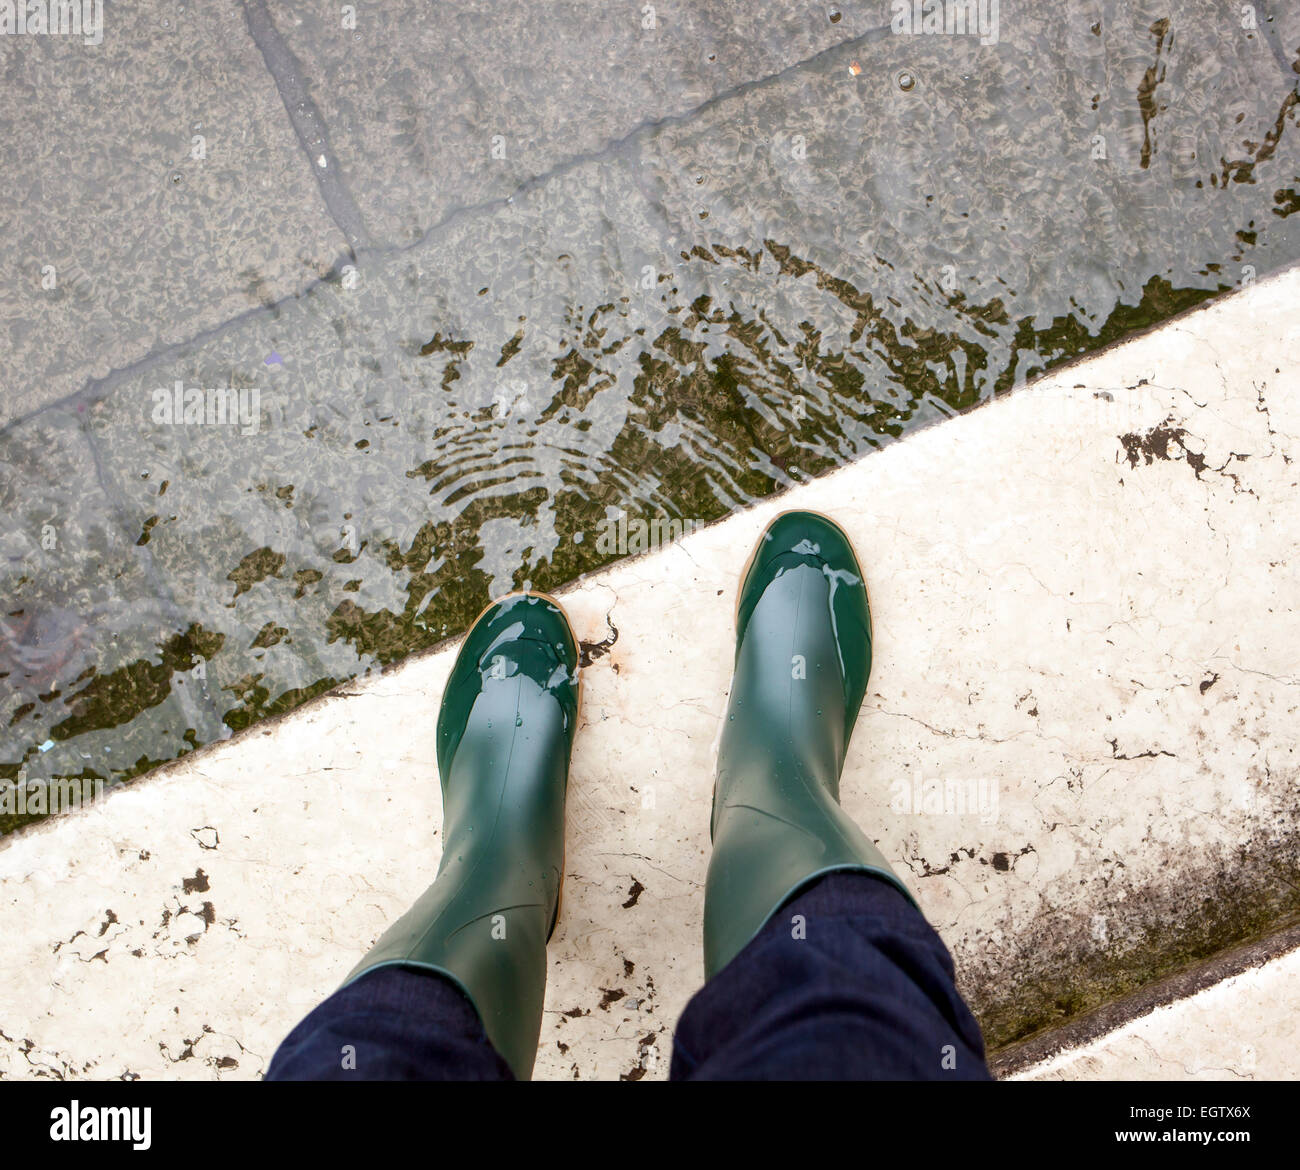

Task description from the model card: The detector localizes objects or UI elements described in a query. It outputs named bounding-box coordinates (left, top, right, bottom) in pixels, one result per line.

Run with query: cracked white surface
left=1, top=268, right=1298, bottom=1079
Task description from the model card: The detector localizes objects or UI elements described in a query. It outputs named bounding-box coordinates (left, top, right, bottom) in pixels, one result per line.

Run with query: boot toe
left=438, top=592, right=580, bottom=778
left=736, top=511, right=872, bottom=724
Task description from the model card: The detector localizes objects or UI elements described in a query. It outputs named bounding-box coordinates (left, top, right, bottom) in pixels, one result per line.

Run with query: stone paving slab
left=0, top=407, right=219, bottom=839
left=270, top=0, right=900, bottom=246
left=0, top=0, right=348, bottom=425
left=271, top=0, right=1300, bottom=255
left=1, top=263, right=1297, bottom=1079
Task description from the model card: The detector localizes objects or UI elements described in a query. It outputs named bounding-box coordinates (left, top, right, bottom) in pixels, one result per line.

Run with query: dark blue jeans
left=267, top=873, right=990, bottom=1080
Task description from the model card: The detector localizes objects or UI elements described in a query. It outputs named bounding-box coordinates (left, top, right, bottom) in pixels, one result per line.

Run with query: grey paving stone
left=269, top=0, right=895, bottom=246
left=0, top=407, right=222, bottom=834
left=0, top=0, right=349, bottom=426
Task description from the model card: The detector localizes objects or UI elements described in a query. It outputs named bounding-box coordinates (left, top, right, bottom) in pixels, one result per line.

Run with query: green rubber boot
left=704, top=511, right=918, bottom=978
left=343, top=591, right=580, bottom=1079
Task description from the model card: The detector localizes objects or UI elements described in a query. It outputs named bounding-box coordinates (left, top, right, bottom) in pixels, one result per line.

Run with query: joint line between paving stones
left=0, top=17, right=896, bottom=436
left=239, top=0, right=373, bottom=253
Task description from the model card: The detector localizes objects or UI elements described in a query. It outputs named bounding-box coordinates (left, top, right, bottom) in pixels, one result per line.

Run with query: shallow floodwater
left=1, top=2, right=1298, bottom=832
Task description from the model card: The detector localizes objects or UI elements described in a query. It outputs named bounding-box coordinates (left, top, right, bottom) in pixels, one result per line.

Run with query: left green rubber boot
left=704, top=511, right=918, bottom=978
left=343, top=591, right=580, bottom=1079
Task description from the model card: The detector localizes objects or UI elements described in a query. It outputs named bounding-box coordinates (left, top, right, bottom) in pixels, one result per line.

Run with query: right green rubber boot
left=342, top=591, right=580, bottom=1079
left=704, top=511, right=918, bottom=978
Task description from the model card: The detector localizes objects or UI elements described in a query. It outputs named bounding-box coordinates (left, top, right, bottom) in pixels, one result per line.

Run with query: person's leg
left=266, top=967, right=512, bottom=1080
left=671, top=873, right=989, bottom=1080
left=679, top=511, right=988, bottom=1080
left=266, top=592, right=581, bottom=1082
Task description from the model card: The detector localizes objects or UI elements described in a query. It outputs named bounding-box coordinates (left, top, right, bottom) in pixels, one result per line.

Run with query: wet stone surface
left=1, top=1, right=1298, bottom=827
left=0, top=1, right=347, bottom=426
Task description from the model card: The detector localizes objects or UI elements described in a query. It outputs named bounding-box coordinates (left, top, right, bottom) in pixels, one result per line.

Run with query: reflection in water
left=1, top=4, right=1298, bottom=832
left=0, top=606, right=97, bottom=700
